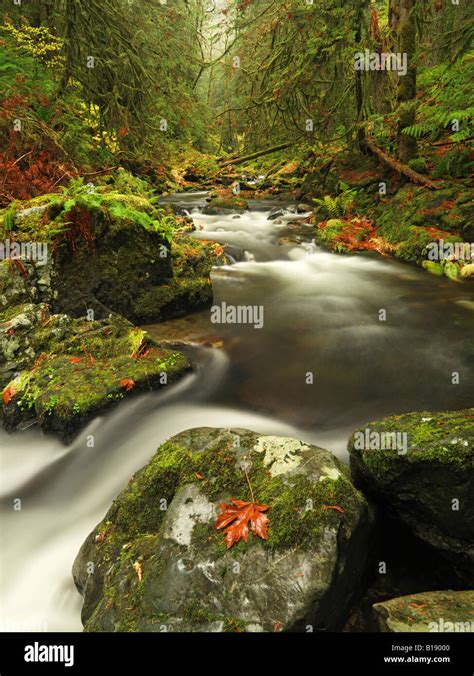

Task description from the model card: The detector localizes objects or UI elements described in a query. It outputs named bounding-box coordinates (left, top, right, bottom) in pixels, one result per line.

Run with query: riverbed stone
left=267, top=208, right=286, bottom=220
left=373, top=590, right=474, bottom=633
left=73, top=428, right=375, bottom=632
left=1, top=307, right=190, bottom=439
left=349, top=409, right=474, bottom=580
left=203, top=196, right=249, bottom=214
left=0, top=189, right=225, bottom=325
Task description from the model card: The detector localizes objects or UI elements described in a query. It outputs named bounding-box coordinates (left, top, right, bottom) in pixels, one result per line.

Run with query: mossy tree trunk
left=354, top=0, right=368, bottom=153
left=390, top=0, right=418, bottom=163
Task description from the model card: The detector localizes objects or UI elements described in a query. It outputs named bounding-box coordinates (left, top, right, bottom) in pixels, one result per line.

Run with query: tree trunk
left=365, top=137, right=440, bottom=189
left=218, top=142, right=294, bottom=168
left=354, top=0, right=368, bottom=152
left=390, top=0, right=418, bottom=163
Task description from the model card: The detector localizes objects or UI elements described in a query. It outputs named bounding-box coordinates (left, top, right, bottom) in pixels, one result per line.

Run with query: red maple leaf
left=120, top=378, right=135, bottom=391
left=215, top=499, right=269, bottom=549
left=2, top=385, right=17, bottom=406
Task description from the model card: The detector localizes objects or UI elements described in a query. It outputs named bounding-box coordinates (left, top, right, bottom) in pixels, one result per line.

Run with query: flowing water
left=1, top=193, right=473, bottom=632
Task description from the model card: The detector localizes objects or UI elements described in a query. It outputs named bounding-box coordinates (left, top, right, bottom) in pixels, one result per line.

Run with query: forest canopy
left=0, top=0, right=473, bottom=202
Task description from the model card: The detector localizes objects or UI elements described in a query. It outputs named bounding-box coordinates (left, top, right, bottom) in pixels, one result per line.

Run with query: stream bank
left=0, top=173, right=473, bottom=634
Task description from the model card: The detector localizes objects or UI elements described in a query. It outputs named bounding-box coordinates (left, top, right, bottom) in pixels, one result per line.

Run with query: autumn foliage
left=2, top=385, right=17, bottom=406
left=120, top=378, right=136, bottom=391
left=215, top=499, right=269, bottom=549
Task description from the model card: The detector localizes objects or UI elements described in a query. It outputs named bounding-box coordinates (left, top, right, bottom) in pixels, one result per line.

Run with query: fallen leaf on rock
left=120, top=378, right=136, bottom=391
left=322, top=505, right=346, bottom=513
left=2, top=385, right=17, bottom=406
left=215, top=499, right=269, bottom=549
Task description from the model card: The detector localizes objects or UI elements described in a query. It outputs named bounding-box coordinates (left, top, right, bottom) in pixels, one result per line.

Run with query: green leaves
left=313, top=189, right=358, bottom=219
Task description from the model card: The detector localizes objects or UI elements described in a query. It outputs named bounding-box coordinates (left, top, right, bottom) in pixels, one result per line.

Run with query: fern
left=313, top=189, right=357, bottom=218
left=402, top=54, right=474, bottom=143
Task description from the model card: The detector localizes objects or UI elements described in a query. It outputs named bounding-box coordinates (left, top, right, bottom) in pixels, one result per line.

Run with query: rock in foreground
left=73, top=428, right=375, bottom=632
left=349, top=409, right=474, bottom=580
left=373, top=590, right=474, bottom=632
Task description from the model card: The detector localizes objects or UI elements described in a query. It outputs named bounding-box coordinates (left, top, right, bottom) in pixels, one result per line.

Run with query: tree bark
left=390, top=0, right=418, bottom=162
left=354, top=0, right=368, bottom=152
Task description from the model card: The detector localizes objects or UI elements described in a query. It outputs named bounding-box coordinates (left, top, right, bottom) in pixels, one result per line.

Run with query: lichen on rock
left=73, top=428, right=375, bottom=632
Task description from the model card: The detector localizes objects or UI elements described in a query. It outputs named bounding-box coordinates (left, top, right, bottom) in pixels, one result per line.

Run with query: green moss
left=351, top=409, right=474, bottom=481
left=2, top=314, right=190, bottom=434
left=315, top=218, right=344, bottom=245
left=207, top=196, right=248, bottom=211
left=104, top=433, right=366, bottom=556
left=374, top=591, right=474, bottom=632
left=0, top=303, right=27, bottom=323
left=421, top=260, right=444, bottom=276
left=407, top=158, right=428, bottom=174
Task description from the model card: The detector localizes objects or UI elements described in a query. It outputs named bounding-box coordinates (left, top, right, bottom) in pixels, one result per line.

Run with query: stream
left=1, top=193, right=473, bottom=632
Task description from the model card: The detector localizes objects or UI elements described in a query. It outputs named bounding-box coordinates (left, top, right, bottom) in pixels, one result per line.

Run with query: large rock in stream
left=349, top=409, right=474, bottom=581
left=0, top=190, right=226, bottom=325
left=73, top=428, right=375, bottom=632
left=0, top=307, right=190, bottom=439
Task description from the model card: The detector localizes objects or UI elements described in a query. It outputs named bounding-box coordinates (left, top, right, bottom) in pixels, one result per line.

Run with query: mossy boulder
left=1, top=307, right=190, bottom=439
left=349, top=409, right=474, bottom=580
left=203, top=196, right=249, bottom=214
left=373, top=590, right=474, bottom=633
left=0, top=187, right=226, bottom=324
left=421, top=260, right=444, bottom=277
left=73, top=428, right=375, bottom=632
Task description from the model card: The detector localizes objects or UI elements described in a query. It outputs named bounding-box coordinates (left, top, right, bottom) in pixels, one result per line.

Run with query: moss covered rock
left=373, top=590, right=474, bottom=633
left=131, top=237, right=224, bottom=323
left=203, top=196, right=249, bottom=214
left=0, top=185, right=226, bottom=324
left=1, top=307, right=190, bottom=439
left=349, top=409, right=474, bottom=580
left=73, top=428, right=375, bottom=632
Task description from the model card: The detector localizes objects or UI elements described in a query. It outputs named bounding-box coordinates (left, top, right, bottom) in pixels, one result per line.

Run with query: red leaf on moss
left=215, top=499, right=269, bottom=549
left=322, top=505, right=346, bottom=513
left=2, top=385, right=17, bottom=406
left=120, top=378, right=135, bottom=391
left=69, top=356, right=82, bottom=364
